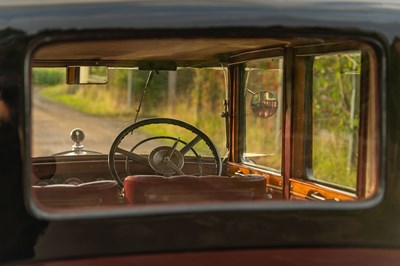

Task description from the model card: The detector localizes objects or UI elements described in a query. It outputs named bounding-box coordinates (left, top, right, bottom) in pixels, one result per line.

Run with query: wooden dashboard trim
left=290, top=179, right=356, bottom=201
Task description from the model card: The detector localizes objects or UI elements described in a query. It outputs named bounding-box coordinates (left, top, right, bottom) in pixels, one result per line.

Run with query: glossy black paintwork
left=0, top=1, right=398, bottom=38
left=0, top=0, right=399, bottom=264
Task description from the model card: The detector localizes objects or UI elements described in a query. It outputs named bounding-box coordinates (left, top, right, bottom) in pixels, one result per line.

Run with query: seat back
left=32, top=180, right=120, bottom=209
left=124, top=175, right=266, bottom=204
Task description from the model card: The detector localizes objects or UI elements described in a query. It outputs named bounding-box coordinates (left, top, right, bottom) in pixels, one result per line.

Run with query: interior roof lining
left=32, top=37, right=325, bottom=66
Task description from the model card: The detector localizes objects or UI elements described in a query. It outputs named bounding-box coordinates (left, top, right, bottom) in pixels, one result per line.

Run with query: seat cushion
left=32, top=180, right=120, bottom=208
left=124, top=175, right=266, bottom=204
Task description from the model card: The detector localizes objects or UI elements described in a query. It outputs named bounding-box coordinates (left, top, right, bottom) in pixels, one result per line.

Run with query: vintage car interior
left=29, top=36, right=379, bottom=215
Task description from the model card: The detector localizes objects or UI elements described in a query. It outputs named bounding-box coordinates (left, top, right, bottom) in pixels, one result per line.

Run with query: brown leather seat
left=124, top=175, right=266, bottom=204
left=32, top=180, right=120, bottom=209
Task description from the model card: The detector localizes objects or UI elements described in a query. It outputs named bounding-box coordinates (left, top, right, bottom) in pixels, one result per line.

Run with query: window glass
left=32, top=67, right=226, bottom=157
left=243, top=58, right=283, bottom=172
left=311, top=52, right=361, bottom=189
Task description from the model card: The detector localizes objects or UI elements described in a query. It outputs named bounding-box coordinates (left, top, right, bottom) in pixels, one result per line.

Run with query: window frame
left=230, top=41, right=380, bottom=200
left=293, top=41, right=379, bottom=198
left=229, top=48, right=285, bottom=168
left=240, top=56, right=284, bottom=173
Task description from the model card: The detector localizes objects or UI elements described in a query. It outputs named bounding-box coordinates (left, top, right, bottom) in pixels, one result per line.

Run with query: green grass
left=39, top=84, right=135, bottom=117
left=313, top=134, right=357, bottom=189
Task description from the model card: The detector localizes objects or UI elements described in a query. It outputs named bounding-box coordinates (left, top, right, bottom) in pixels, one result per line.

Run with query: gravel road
left=32, top=89, right=135, bottom=156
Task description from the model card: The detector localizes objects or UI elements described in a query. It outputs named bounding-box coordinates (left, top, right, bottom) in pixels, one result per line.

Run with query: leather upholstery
left=124, top=175, right=266, bottom=204
left=32, top=180, right=120, bottom=209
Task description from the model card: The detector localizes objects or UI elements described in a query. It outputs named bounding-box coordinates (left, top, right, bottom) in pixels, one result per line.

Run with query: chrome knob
left=70, top=128, right=85, bottom=153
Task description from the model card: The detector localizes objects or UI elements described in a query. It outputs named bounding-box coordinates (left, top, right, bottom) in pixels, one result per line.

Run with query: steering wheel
left=108, top=118, right=222, bottom=187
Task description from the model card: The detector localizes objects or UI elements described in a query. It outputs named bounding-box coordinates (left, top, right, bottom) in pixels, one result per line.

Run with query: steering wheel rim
left=108, top=118, right=222, bottom=187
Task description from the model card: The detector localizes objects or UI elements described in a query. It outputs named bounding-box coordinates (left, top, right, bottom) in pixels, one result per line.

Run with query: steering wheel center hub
left=149, top=146, right=184, bottom=176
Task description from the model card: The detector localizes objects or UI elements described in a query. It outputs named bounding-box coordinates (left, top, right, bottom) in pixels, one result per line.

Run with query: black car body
left=1, top=0, right=400, bottom=265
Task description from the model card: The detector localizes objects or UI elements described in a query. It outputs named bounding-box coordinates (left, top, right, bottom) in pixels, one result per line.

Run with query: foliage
left=39, top=84, right=134, bottom=117
left=313, top=53, right=361, bottom=132
left=107, top=69, right=169, bottom=114
left=32, top=68, right=65, bottom=86
left=312, top=52, right=361, bottom=188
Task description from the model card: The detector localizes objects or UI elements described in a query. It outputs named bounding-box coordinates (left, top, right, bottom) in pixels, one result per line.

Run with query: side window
left=243, top=57, right=283, bottom=172
left=311, top=52, right=361, bottom=189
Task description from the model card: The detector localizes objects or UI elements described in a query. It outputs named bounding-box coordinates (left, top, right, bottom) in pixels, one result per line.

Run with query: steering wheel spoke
left=167, top=160, right=185, bottom=176
left=179, top=135, right=202, bottom=155
left=115, top=147, right=149, bottom=165
left=165, top=137, right=180, bottom=160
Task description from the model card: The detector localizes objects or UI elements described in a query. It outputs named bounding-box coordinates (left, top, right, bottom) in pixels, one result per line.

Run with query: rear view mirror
left=66, top=66, right=108, bottom=84
left=250, top=90, right=278, bottom=118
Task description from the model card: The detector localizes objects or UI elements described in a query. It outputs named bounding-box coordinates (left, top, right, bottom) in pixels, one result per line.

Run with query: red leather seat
left=124, top=175, right=266, bottom=204
left=32, top=180, right=120, bottom=209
